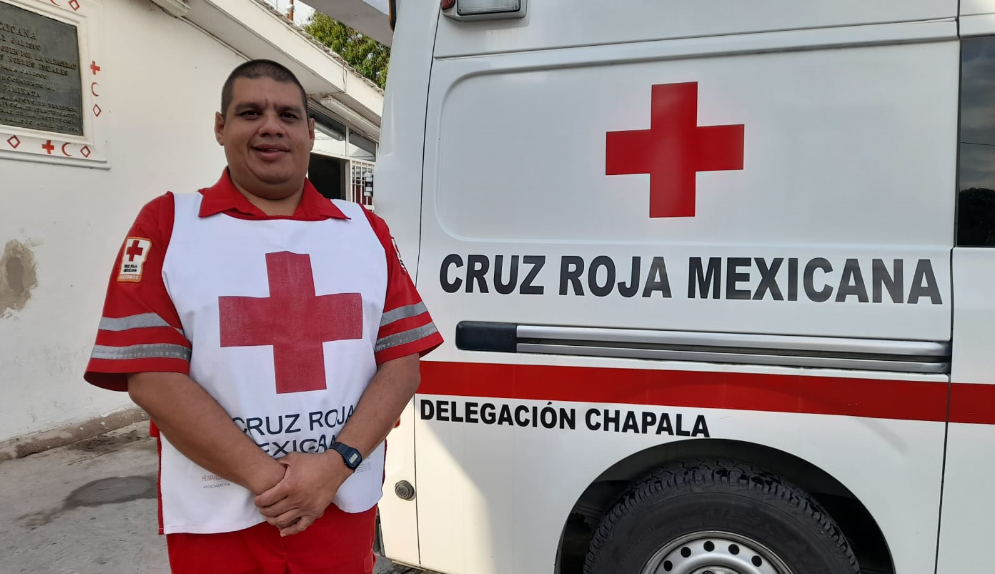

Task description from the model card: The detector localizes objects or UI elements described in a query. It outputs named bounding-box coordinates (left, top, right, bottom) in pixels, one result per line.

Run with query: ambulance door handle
left=455, top=321, right=518, bottom=353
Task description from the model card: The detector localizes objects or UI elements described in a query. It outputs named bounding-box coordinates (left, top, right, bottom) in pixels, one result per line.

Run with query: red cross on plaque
left=125, top=240, right=144, bottom=261
left=90, top=61, right=100, bottom=75
left=219, top=252, right=363, bottom=394
left=606, top=82, right=745, bottom=218
left=41, top=140, right=55, bottom=154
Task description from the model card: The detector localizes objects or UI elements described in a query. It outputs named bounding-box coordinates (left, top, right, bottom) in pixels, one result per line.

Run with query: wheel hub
left=642, top=531, right=792, bottom=574
left=691, top=568, right=739, bottom=574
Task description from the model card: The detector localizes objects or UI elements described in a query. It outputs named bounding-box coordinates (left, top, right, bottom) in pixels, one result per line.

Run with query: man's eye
left=241, top=111, right=259, bottom=117
left=282, top=113, right=298, bottom=120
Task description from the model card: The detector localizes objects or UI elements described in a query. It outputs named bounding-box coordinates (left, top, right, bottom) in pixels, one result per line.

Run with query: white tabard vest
left=159, top=192, right=387, bottom=535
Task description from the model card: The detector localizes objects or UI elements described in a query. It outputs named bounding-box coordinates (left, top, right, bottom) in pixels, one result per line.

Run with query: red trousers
left=166, top=505, right=377, bottom=574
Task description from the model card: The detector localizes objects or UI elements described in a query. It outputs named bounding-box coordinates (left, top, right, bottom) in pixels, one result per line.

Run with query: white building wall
left=0, top=0, right=249, bottom=443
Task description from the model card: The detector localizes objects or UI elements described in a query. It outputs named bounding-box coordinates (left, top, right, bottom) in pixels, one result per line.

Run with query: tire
left=584, top=459, right=861, bottom=574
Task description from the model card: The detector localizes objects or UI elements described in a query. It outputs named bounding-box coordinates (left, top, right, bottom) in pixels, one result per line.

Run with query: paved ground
left=0, top=422, right=418, bottom=574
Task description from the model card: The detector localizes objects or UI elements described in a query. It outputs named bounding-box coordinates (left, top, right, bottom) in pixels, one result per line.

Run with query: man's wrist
left=328, top=441, right=363, bottom=471
left=317, top=450, right=352, bottom=497
left=247, top=458, right=286, bottom=495
left=322, top=449, right=348, bottom=470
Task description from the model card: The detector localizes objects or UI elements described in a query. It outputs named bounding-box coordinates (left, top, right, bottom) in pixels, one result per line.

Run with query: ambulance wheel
left=583, top=459, right=860, bottom=574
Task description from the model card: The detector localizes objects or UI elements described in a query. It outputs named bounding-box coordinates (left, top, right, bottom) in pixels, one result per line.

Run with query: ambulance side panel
left=413, top=15, right=957, bottom=574
left=426, top=24, right=957, bottom=343
left=936, top=28, right=995, bottom=574
left=938, top=251, right=995, bottom=572
left=414, top=366, right=948, bottom=574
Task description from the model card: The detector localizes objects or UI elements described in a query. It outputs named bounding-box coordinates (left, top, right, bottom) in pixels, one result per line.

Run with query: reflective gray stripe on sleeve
left=379, top=302, right=428, bottom=328
left=91, top=344, right=192, bottom=361
left=99, top=313, right=171, bottom=331
left=375, top=323, right=439, bottom=353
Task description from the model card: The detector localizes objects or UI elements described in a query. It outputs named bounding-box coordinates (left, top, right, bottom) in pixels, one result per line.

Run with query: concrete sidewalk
left=0, top=422, right=416, bottom=574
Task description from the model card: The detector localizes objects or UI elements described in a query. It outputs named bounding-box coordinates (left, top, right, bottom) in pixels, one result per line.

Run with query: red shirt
left=84, top=169, right=442, bottom=392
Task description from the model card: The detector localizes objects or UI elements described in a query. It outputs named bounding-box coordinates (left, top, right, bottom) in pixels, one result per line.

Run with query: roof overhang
left=171, top=0, right=383, bottom=140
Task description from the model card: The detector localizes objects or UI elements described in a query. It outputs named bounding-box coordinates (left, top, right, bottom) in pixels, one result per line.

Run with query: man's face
left=215, top=76, right=314, bottom=199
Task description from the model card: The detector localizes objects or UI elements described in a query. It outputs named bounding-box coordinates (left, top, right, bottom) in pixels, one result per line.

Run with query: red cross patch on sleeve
left=117, top=237, right=152, bottom=283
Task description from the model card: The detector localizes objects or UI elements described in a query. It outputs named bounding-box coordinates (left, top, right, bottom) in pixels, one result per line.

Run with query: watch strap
left=330, top=441, right=363, bottom=470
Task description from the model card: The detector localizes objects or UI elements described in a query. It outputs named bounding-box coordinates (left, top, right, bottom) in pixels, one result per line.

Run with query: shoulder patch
left=117, top=237, right=152, bottom=283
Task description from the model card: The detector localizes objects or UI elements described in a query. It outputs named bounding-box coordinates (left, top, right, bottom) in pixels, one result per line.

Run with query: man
left=83, top=59, right=442, bottom=574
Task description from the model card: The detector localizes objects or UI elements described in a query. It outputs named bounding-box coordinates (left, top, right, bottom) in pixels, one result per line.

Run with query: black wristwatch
left=329, top=441, right=363, bottom=471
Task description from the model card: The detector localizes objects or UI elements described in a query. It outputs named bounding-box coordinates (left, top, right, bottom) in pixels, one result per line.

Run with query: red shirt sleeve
left=83, top=192, right=191, bottom=392
left=361, top=207, right=444, bottom=364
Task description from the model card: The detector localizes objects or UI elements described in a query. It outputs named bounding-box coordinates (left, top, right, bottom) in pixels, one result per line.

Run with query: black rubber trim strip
left=455, top=321, right=518, bottom=353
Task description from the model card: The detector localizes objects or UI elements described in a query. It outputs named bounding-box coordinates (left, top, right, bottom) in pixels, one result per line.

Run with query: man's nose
left=258, top=111, right=286, bottom=136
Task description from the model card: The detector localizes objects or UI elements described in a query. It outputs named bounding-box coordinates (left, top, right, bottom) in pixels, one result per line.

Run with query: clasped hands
left=253, top=451, right=352, bottom=537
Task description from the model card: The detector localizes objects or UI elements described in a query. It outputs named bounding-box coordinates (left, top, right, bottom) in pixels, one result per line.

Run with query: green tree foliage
left=304, top=12, right=391, bottom=89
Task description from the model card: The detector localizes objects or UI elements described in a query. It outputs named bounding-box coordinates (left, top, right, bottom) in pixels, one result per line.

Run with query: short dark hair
left=220, top=59, right=309, bottom=118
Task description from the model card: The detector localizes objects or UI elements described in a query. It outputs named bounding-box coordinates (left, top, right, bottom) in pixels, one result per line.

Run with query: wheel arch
left=554, top=438, right=895, bottom=574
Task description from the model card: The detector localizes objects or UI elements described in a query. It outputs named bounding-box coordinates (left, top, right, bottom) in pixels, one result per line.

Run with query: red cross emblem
left=42, top=140, right=55, bottom=154
left=606, top=82, right=745, bottom=218
left=125, top=239, right=145, bottom=261
left=219, top=252, right=363, bottom=394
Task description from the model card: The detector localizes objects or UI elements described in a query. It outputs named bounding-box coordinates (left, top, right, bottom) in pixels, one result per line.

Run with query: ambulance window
left=957, top=36, right=995, bottom=247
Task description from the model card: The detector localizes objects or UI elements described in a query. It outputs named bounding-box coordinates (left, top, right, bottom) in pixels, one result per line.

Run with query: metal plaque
left=0, top=1, right=83, bottom=136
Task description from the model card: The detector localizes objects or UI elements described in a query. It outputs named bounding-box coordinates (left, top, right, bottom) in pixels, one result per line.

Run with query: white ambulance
left=371, top=1, right=995, bottom=573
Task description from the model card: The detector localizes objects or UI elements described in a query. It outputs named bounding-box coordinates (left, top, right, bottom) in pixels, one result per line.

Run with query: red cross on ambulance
left=606, top=82, right=745, bottom=218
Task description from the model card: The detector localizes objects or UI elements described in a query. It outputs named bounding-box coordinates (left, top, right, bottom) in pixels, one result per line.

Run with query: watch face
left=348, top=452, right=360, bottom=466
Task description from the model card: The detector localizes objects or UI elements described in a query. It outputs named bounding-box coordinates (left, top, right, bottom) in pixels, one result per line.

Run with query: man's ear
left=214, top=112, right=225, bottom=146
left=307, top=117, right=316, bottom=151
